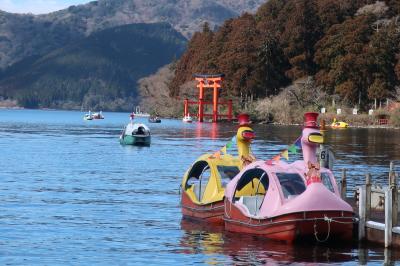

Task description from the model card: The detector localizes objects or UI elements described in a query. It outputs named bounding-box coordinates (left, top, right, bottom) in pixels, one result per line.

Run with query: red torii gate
left=183, top=74, right=233, bottom=123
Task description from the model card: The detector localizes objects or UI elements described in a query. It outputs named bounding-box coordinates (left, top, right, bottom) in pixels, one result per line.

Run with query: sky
left=0, top=0, right=92, bottom=14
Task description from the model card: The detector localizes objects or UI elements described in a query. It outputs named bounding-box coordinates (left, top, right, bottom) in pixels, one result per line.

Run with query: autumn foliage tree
left=396, top=56, right=400, bottom=81
left=169, top=0, right=400, bottom=108
left=170, top=10, right=296, bottom=99
left=257, top=35, right=290, bottom=96
left=169, top=23, right=215, bottom=97
left=215, top=14, right=260, bottom=99
left=366, top=23, right=400, bottom=100
left=314, top=15, right=374, bottom=103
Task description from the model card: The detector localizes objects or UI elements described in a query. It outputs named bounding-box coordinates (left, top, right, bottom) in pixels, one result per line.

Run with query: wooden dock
left=341, top=162, right=400, bottom=248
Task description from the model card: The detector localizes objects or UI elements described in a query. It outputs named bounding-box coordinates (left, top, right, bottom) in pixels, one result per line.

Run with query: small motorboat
left=148, top=116, right=161, bottom=123
left=331, top=118, right=349, bottom=128
left=132, top=106, right=150, bottom=117
left=92, top=111, right=104, bottom=119
left=224, top=112, right=357, bottom=243
left=120, top=113, right=151, bottom=146
left=83, top=111, right=93, bottom=120
left=181, top=114, right=256, bottom=224
left=182, top=115, right=193, bottom=123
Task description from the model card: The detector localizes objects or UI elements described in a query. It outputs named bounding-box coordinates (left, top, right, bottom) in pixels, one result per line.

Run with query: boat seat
left=238, top=195, right=264, bottom=216
left=192, top=181, right=207, bottom=202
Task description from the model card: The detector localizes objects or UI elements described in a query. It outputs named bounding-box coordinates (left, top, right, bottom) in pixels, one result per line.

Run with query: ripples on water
left=1, top=109, right=400, bottom=265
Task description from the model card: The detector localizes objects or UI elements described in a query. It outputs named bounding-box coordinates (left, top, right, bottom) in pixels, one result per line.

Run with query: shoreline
left=1, top=106, right=399, bottom=129
left=257, top=120, right=400, bottom=130
left=259, top=122, right=399, bottom=130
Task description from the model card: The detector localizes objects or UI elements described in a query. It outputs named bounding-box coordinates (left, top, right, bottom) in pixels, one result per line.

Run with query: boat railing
left=354, top=161, right=400, bottom=248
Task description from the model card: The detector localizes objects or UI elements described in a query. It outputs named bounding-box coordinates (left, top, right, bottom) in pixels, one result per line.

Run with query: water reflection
left=180, top=219, right=224, bottom=256
left=180, top=219, right=399, bottom=265
left=249, top=125, right=400, bottom=192
left=193, top=122, right=221, bottom=140
left=2, top=110, right=400, bottom=265
left=177, top=123, right=400, bottom=211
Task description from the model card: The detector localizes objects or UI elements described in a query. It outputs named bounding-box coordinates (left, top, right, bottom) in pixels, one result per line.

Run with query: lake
left=0, top=109, right=399, bottom=265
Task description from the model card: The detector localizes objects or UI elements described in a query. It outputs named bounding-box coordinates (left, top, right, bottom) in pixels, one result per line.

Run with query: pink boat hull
left=224, top=199, right=355, bottom=243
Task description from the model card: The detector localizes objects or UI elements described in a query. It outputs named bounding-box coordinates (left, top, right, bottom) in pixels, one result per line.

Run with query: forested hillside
left=0, top=0, right=266, bottom=68
left=0, top=23, right=186, bottom=110
left=169, top=0, right=400, bottom=108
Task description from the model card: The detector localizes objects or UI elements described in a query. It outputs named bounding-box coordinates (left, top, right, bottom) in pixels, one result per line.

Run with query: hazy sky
left=0, top=0, right=92, bottom=14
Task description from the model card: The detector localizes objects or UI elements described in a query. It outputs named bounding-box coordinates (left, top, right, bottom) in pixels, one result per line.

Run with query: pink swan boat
left=223, top=112, right=357, bottom=243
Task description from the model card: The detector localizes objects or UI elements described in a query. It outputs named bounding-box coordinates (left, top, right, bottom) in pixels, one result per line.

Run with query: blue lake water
left=1, top=109, right=399, bottom=265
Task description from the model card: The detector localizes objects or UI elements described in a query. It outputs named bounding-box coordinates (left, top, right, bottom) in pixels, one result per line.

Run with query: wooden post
left=212, top=83, right=219, bottom=123
left=359, top=186, right=366, bottom=241
left=228, top=100, right=233, bottom=121
left=385, top=188, right=393, bottom=248
left=198, top=81, right=204, bottom=122
left=320, top=119, right=326, bottom=131
left=358, top=243, right=368, bottom=265
left=366, top=173, right=372, bottom=221
left=184, top=99, right=189, bottom=117
left=389, top=161, right=398, bottom=226
left=384, top=248, right=392, bottom=265
left=341, top=169, right=347, bottom=199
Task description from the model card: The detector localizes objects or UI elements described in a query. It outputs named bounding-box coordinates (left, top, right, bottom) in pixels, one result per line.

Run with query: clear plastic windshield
left=276, top=173, right=306, bottom=199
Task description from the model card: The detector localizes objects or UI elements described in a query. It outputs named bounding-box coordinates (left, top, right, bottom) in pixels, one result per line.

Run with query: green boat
left=120, top=122, right=151, bottom=146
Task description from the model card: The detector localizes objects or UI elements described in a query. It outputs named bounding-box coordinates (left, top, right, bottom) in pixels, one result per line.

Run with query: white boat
left=132, top=106, right=150, bottom=117
left=83, top=111, right=93, bottom=120
left=92, top=111, right=104, bottom=119
left=133, top=112, right=151, bottom=118
left=182, top=115, right=193, bottom=123
left=120, top=122, right=151, bottom=146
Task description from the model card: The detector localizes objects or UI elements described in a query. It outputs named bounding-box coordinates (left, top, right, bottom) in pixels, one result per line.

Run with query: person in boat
left=137, top=126, right=145, bottom=135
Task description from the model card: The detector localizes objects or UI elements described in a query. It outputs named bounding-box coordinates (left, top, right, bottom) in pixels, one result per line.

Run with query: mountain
left=0, top=0, right=266, bottom=68
left=0, top=23, right=187, bottom=110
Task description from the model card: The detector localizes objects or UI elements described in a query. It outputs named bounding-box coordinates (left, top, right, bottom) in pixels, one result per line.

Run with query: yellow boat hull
left=331, top=121, right=349, bottom=128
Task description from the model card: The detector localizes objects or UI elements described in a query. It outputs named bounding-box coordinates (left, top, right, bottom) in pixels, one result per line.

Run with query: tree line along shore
left=1, top=0, right=400, bottom=128
left=157, top=0, right=400, bottom=127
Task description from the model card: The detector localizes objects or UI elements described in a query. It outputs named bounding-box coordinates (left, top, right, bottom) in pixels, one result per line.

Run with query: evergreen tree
left=314, top=15, right=374, bottom=104
left=257, top=35, right=290, bottom=96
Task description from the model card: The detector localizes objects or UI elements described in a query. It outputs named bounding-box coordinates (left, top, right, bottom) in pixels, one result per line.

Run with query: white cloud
left=0, top=0, right=89, bottom=15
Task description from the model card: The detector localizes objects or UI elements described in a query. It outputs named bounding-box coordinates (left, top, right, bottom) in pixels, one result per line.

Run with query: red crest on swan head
left=237, top=113, right=250, bottom=127
left=304, top=112, right=319, bottom=129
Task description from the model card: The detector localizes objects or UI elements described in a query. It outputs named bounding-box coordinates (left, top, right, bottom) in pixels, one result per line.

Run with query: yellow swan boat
left=180, top=114, right=255, bottom=224
left=331, top=118, right=349, bottom=129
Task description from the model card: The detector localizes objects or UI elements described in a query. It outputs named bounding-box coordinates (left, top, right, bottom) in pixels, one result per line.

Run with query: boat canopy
left=182, top=154, right=241, bottom=204
left=225, top=160, right=351, bottom=218
left=233, top=168, right=269, bottom=200
left=185, top=160, right=209, bottom=189
left=125, top=123, right=150, bottom=135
